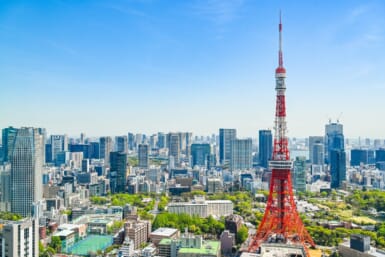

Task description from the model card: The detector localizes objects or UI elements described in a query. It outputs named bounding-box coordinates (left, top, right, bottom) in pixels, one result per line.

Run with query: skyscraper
left=168, top=133, right=180, bottom=166
left=89, top=141, right=100, bottom=159
left=50, top=135, right=68, bottom=163
left=230, top=139, right=252, bottom=171
left=330, top=149, right=346, bottom=189
left=219, top=129, right=236, bottom=165
left=10, top=127, right=44, bottom=217
left=191, top=143, right=211, bottom=168
left=258, top=130, right=272, bottom=168
left=138, top=144, right=149, bottom=168
left=375, top=148, right=385, bottom=161
left=309, top=136, right=323, bottom=164
left=100, top=136, right=113, bottom=166
left=116, top=135, right=128, bottom=153
left=292, top=156, right=306, bottom=192
left=128, top=133, right=135, bottom=151
left=325, top=122, right=344, bottom=164
left=1, top=126, right=18, bottom=163
left=110, top=151, right=128, bottom=193
left=0, top=163, right=11, bottom=212
left=157, top=132, right=167, bottom=149
left=312, top=143, right=325, bottom=165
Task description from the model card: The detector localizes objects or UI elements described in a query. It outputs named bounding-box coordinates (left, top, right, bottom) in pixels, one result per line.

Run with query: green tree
left=49, top=236, right=62, bottom=253
left=236, top=225, right=249, bottom=244
left=0, top=211, right=22, bottom=221
left=107, top=220, right=124, bottom=234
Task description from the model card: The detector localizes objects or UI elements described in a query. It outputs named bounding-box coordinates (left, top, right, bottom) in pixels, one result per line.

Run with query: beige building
left=125, top=219, right=151, bottom=249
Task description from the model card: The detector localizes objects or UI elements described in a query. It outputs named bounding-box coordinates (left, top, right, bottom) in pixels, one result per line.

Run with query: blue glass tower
left=330, top=149, right=346, bottom=188
left=191, top=143, right=211, bottom=168
left=258, top=130, right=272, bottom=168
left=325, top=122, right=344, bottom=164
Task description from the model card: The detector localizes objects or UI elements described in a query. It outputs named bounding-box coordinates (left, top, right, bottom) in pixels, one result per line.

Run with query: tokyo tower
left=248, top=15, right=315, bottom=253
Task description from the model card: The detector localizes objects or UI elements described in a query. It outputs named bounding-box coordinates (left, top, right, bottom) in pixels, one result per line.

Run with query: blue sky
left=1, top=0, right=385, bottom=138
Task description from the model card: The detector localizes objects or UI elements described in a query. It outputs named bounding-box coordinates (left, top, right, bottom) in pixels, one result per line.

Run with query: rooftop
left=159, top=238, right=172, bottom=245
left=178, top=241, right=220, bottom=255
left=151, top=227, right=179, bottom=237
left=54, top=229, right=75, bottom=237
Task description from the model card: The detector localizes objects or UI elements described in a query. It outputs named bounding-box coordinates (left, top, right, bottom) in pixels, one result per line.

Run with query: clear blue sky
left=1, top=0, right=384, bottom=138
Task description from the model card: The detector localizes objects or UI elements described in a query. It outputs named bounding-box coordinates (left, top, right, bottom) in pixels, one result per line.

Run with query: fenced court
left=68, top=235, right=113, bottom=256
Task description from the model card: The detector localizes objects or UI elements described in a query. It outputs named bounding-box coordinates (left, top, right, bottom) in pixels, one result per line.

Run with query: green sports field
left=69, top=235, right=113, bottom=255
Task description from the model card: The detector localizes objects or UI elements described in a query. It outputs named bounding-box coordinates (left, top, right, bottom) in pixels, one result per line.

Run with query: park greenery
left=153, top=212, right=224, bottom=236
left=90, top=193, right=155, bottom=210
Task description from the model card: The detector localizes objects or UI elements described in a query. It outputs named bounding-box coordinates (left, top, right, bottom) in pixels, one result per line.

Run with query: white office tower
left=10, top=128, right=44, bottom=217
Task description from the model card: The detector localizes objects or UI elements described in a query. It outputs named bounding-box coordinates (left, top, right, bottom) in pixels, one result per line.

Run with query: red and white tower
left=248, top=15, right=315, bottom=253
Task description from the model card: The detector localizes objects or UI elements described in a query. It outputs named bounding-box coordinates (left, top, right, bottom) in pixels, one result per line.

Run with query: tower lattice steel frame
left=248, top=14, right=316, bottom=253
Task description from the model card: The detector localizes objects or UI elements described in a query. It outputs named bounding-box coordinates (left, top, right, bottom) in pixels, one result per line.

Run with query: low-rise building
left=150, top=227, right=180, bottom=246
left=158, top=232, right=220, bottom=257
left=168, top=197, right=233, bottom=218
left=54, top=229, right=76, bottom=253
left=338, top=234, right=385, bottom=257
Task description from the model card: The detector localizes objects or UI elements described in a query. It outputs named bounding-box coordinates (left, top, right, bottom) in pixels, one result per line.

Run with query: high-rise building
left=0, top=145, right=3, bottom=162
left=259, top=130, right=272, bottom=168
left=312, top=143, right=325, bottom=165
left=350, top=149, right=375, bottom=166
left=230, top=139, right=252, bottom=171
left=138, top=144, right=149, bottom=168
left=308, top=136, right=323, bottom=164
left=168, top=133, right=180, bottom=166
left=0, top=163, right=11, bottom=212
left=149, top=134, right=158, bottom=149
left=50, top=135, right=68, bottom=163
left=45, top=143, right=52, bottom=163
left=100, top=136, right=113, bottom=165
left=325, top=122, right=344, bottom=164
left=0, top=218, right=40, bottom=257
left=116, top=135, right=128, bottom=153
left=191, top=143, right=211, bottom=168
left=292, top=156, right=306, bottom=192
left=89, top=142, right=100, bottom=159
left=219, top=129, right=236, bottom=165
left=157, top=132, right=167, bottom=149
left=110, top=151, right=128, bottom=193
left=128, top=133, right=135, bottom=151
left=135, top=134, right=143, bottom=148
left=11, top=127, right=44, bottom=217
left=330, top=149, right=346, bottom=189
left=375, top=148, right=385, bottom=163
left=1, top=126, right=18, bottom=163
left=69, top=143, right=90, bottom=159
left=178, top=132, right=192, bottom=156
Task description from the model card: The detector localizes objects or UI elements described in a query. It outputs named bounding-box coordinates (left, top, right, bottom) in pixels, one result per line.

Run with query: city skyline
left=1, top=1, right=385, bottom=138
